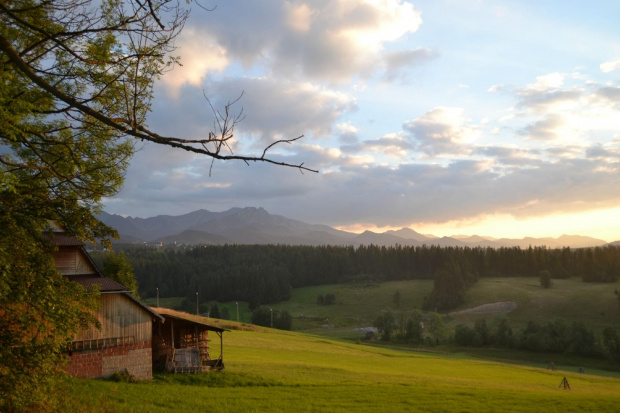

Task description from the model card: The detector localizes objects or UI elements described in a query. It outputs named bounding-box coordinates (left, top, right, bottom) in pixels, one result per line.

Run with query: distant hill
left=99, top=207, right=608, bottom=248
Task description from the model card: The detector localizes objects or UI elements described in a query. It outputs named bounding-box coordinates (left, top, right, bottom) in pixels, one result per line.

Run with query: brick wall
left=66, top=340, right=153, bottom=380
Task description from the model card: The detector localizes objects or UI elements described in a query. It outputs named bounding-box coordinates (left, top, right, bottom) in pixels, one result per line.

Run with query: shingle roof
left=44, top=232, right=84, bottom=246
left=64, top=274, right=127, bottom=292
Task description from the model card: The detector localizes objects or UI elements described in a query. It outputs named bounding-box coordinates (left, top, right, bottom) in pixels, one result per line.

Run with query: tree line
left=93, top=243, right=620, bottom=309
left=373, top=309, right=620, bottom=364
left=453, top=318, right=620, bottom=363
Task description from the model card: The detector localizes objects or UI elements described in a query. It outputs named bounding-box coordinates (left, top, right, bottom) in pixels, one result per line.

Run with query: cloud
left=204, top=77, right=357, bottom=145
left=149, top=76, right=357, bottom=151
left=488, top=84, right=505, bottom=93
left=341, top=133, right=413, bottom=158
left=160, top=28, right=229, bottom=95
left=163, top=0, right=423, bottom=88
left=522, top=72, right=565, bottom=92
left=593, top=86, right=620, bottom=105
left=600, top=60, right=620, bottom=73
left=105, top=2, right=620, bottom=236
left=518, top=114, right=565, bottom=141
left=382, top=48, right=438, bottom=81
left=336, top=122, right=359, bottom=143
left=403, top=107, right=477, bottom=156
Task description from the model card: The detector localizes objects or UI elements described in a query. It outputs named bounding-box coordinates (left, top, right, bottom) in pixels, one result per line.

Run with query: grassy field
left=70, top=326, right=620, bottom=412
left=247, top=277, right=620, bottom=340
left=145, top=277, right=620, bottom=339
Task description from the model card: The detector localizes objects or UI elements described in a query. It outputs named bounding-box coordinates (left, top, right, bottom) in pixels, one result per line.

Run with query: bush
left=109, top=369, right=136, bottom=383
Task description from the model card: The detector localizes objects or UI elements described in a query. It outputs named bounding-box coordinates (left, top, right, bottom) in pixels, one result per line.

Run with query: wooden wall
left=53, top=246, right=97, bottom=275
left=74, top=293, right=152, bottom=343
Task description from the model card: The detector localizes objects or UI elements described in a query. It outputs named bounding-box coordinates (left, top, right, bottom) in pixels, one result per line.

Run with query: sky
left=103, top=0, right=620, bottom=242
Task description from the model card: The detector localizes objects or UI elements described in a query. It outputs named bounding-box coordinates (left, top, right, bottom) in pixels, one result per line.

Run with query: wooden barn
left=49, top=231, right=163, bottom=380
left=151, top=308, right=227, bottom=373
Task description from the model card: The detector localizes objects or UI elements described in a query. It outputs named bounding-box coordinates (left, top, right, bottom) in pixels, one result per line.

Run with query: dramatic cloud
left=162, top=0, right=423, bottom=89
left=105, top=1, right=620, bottom=241
left=205, top=77, right=357, bottom=145
left=149, top=77, right=357, bottom=149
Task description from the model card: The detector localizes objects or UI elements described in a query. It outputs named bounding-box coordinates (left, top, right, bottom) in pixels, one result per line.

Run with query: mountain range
left=99, top=207, right=610, bottom=249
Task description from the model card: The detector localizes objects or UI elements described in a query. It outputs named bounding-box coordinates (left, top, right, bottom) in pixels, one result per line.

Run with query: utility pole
left=270, top=308, right=273, bottom=328
left=196, top=292, right=199, bottom=315
left=236, top=302, right=239, bottom=322
left=156, top=288, right=159, bottom=308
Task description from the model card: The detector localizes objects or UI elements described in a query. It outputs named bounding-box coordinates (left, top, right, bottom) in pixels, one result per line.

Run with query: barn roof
left=65, top=274, right=127, bottom=292
left=44, top=233, right=84, bottom=246
left=151, top=307, right=228, bottom=333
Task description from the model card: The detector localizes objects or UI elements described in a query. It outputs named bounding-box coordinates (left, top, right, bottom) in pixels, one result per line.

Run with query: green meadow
left=239, top=277, right=620, bottom=338
left=71, top=326, right=620, bottom=412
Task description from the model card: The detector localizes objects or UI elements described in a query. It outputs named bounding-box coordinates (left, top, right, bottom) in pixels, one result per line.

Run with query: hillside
left=263, top=278, right=620, bottom=337
left=69, top=323, right=620, bottom=412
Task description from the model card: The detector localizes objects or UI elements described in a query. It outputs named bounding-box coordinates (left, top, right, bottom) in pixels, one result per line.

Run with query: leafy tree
left=405, top=309, right=423, bottom=344
left=210, top=303, right=221, bottom=319
left=324, top=293, right=336, bottom=305
left=102, top=251, right=140, bottom=298
left=317, top=294, right=324, bottom=304
left=0, top=218, right=99, bottom=410
left=493, top=317, right=514, bottom=347
left=250, top=307, right=291, bottom=331
left=250, top=307, right=271, bottom=327
left=602, top=327, right=620, bottom=362
left=454, top=324, right=476, bottom=346
left=426, top=312, right=446, bottom=343
left=220, top=306, right=231, bottom=320
left=474, top=319, right=490, bottom=345
left=374, top=310, right=395, bottom=341
left=274, top=310, right=293, bottom=331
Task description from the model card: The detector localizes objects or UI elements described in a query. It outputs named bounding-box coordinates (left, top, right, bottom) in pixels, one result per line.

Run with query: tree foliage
left=374, top=310, right=395, bottom=341
left=0, top=216, right=99, bottom=410
left=250, top=306, right=292, bottom=331
left=102, top=251, right=140, bottom=298
left=0, top=0, right=313, bottom=408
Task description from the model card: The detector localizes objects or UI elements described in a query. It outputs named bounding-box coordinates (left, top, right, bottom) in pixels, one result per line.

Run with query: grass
left=143, top=277, right=620, bottom=370
left=456, top=277, right=620, bottom=333
left=69, top=327, right=620, bottom=412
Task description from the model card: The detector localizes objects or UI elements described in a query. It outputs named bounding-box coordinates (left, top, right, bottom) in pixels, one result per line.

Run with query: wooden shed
left=48, top=231, right=163, bottom=380
left=151, top=308, right=228, bottom=373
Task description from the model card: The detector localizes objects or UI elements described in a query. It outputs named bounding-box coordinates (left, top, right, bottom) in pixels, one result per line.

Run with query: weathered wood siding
left=53, top=246, right=97, bottom=275
left=74, top=293, right=152, bottom=343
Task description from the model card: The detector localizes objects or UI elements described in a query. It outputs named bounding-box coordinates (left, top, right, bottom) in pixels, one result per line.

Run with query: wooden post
left=219, top=331, right=223, bottom=360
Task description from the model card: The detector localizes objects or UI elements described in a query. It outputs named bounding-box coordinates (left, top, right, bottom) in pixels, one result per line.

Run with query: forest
left=91, top=244, right=620, bottom=311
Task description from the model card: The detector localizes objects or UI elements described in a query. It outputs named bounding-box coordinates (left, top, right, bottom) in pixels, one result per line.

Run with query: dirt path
left=449, top=301, right=516, bottom=316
